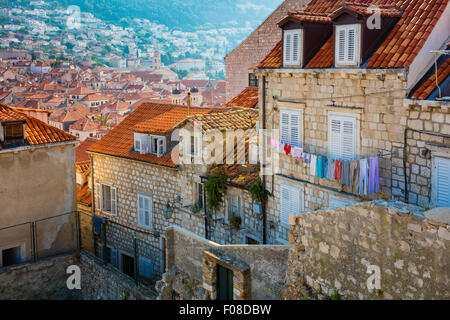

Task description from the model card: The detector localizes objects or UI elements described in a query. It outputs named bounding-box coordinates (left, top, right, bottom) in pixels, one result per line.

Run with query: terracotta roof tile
left=76, top=137, right=98, bottom=164
left=77, top=184, right=92, bottom=206
left=258, top=0, right=449, bottom=69
left=223, top=87, right=259, bottom=109
left=0, top=103, right=77, bottom=147
left=87, top=102, right=225, bottom=168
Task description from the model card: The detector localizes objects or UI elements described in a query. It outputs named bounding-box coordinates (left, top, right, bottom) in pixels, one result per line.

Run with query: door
left=217, top=265, right=233, bottom=300
left=121, top=253, right=135, bottom=279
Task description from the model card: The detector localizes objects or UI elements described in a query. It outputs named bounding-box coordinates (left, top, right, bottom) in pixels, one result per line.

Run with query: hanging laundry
left=310, top=154, right=317, bottom=176
left=323, top=156, right=328, bottom=179
left=270, top=139, right=278, bottom=149
left=359, top=158, right=369, bottom=196
left=284, top=144, right=292, bottom=156
left=293, top=147, right=302, bottom=160
left=327, top=158, right=335, bottom=180
left=349, top=160, right=359, bottom=193
left=93, top=215, right=102, bottom=235
left=341, top=160, right=350, bottom=186
left=369, top=156, right=380, bottom=194
left=334, top=160, right=342, bottom=180
left=302, top=152, right=311, bottom=164
left=317, top=156, right=324, bottom=178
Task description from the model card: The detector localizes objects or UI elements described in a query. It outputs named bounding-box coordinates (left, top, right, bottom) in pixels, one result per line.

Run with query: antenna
left=187, top=92, right=191, bottom=117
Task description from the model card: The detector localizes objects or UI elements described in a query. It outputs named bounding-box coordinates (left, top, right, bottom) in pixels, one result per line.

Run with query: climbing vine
left=204, top=167, right=227, bottom=212
left=249, top=177, right=270, bottom=204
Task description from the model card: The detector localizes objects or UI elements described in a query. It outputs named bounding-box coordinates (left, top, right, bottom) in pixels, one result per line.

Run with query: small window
left=98, top=184, right=117, bottom=215
left=280, top=109, right=303, bottom=148
left=1, top=246, right=22, bottom=267
left=194, top=182, right=204, bottom=210
left=190, top=135, right=200, bottom=156
left=283, top=29, right=302, bottom=66
left=328, top=113, right=357, bottom=160
left=138, top=257, right=153, bottom=280
left=248, top=73, right=258, bottom=87
left=335, top=24, right=360, bottom=66
left=227, top=195, right=241, bottom=220
left=151, top=136, right=165, bottom=156
left=4, top=122, right=23, bottom=139
left=138, top=194, right=152, bottom=228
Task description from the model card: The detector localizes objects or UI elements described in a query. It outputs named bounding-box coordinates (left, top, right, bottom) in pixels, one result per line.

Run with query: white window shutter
left=280, top=112, right=289, bottom=144
left=281, top=186, right=290, bottom=226
left=336, top=25, right=359, bottom=65
left=348, top=28, right=356, bottom=63
left=290, top=113, right=301, bottom=148
left=342, top=119, right=356, bottom=160
left=292, top=32, right=300, bottom=64
left=157, top=138, right=164, bottom=157
left=329, top=115, right=356, bottom=160
left=111, top=187, right=117, bottom=215
left=337, top=28, right=346, bottom=63
left=434, top=157, right=450, bottom=207
left=284, top=33, right=291, bottom=65
left=96, top=183, right=101, bottom=212
left=138, top=195, right=144, bottom=226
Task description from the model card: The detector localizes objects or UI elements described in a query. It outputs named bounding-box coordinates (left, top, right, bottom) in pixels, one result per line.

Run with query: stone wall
left=80, top=251, right=156, bottom=300
left=225, top=0, right=310, bottom=100
left=0, top=253, right=80, bottom=300
left=286, top=201, right=449, bottom=300
left=163, top=226, right=290, bottom=300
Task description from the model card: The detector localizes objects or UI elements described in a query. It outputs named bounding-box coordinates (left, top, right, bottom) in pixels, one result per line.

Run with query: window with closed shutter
left=138, top=194, right=152, bottom=227
left=138, top=257, right=153, bottom=280
left=328, top=114, right=357, bottom=160
left=433, top=157, right=450, bottom=207
left=283, top=29, right=302, bottom=66
left=280, top=184, right=303, bottom=227
left=280, top=109, right=303, bottom=148
left=335, top=24, right=359, bottom=66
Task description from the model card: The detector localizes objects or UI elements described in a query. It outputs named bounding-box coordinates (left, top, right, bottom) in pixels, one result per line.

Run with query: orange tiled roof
left=77, top=184, right=92, bottom=206
left=87, top=102, right=223, bottom=168
left=258, top=0, right=449, bottom=69
left=329, top=2, right=403, bottom=19
left=281, top=11, right=332, bottom=24
left=223, top=87, right=259, bottom=109
left=411, top=57, right=450, bottom=99
left=0, top=103, right=76, bottom=148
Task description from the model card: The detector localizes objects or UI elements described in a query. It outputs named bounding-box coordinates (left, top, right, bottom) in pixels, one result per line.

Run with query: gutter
left=262, top=75, right=267, bottom=245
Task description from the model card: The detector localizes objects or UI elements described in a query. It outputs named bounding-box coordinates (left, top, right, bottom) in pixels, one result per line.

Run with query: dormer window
left=335, top=24, right=360, bottom=66
left=1, top=121, right=25, bottom=146
left=134, top=132, right=165, bottom=156
left=283, top=29, right=302, bottom=67
left=151, top=136, right=165, bottom=157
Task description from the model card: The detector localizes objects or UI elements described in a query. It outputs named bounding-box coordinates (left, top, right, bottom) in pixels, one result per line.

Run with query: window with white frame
left=328, top=113, right=357, bottom=160
left=190, top=135, right=200, bottom=156
left=97, top=183, right=117, bottom=215
left=432, top=156, right=450, bottom=207
left=283, top=29, right=302, bottom=66
left=151, top=136, right=165, bottom=157
left=280, top=183, right=304, bottom=227
left=335, top=24, right=360, bottom=66
left=138, top=194, right=152, bottom=228
left=134, top=132, right=150, bottom=154
left=280, top=108, right=303, bottom=147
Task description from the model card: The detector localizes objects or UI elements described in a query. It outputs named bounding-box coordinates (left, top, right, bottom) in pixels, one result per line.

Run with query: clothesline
left=269, top=139, right=386, bottom=196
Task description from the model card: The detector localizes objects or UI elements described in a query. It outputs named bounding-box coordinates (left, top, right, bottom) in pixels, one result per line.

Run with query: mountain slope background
left=8, top=0, right=283, bottom=31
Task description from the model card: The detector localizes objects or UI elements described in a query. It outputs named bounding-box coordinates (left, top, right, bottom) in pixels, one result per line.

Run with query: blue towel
left=93, top=215, right=102, bottom=235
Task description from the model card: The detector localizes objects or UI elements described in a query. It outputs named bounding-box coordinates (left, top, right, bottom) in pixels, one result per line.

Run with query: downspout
left=262, top=75, right=267, bottom=244
left=89, top=152, right=97, bottom=256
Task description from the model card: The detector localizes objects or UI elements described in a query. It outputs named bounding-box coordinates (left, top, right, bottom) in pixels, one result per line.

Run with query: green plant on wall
left=205, top=167, right=227, bottom=212
left=249, top=177, right=270, bottom=204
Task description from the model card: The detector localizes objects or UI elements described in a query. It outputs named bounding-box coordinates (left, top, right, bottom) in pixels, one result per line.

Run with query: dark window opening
left=217, top=265, right=234, bottom=300
left=2, top=246, right=22, bottom=267
left=121, top=253, right=135, bottom=279
left=248, top=73, right=258, bottom=87
left=246, top=237, right=259, bottom=245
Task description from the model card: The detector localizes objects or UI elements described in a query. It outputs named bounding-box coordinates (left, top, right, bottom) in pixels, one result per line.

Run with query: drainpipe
left=89, top=153, right=95, bottom=215
left=262, top=75, right=267, bottom=245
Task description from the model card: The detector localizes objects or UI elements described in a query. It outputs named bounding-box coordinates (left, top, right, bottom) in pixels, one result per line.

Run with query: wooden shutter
left=434, top=157, right=450, bottom=207
left=96, top=183, right=101, bottom=212
left=280, top=112, right=289, bottom=144
left=144, top=196, right=152, bottom=227
left=138, top=257, right=153, bottom=280
left=336, top=25, right=359, bottom=65
left=292, top=32, right=300, bottom=64
left=157, top=138, right=164, bottom=157
left=329, top=114, right=356, bottom=160
left=281, top=184, right=303, bottom=226
left=347, top=27, right=356, bottom=64
left=290, top=113, right=301, bottom=147
left=281, top=186, right=291, bottom=226
left=110, top=248, right=118, bottom=268
left=111, top=187, right=117, bottom=215
left=283, top=33, right=291, bottom=65
left=337, top=28, right=346, bottom=63
left=138, top=195, right=144, bottom=226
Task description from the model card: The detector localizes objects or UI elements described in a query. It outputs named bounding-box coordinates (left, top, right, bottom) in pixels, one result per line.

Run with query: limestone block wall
left=80, top=251, right=156, bottom=300
left=395, top=102, right=450, bottom=208
left=286, top=201, right=449, bottom=300
left=164, top=226, right=290, bottom=300
left=259, top=69, right=412, bottom=231
left=0, top=253, right=80, bottom=300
